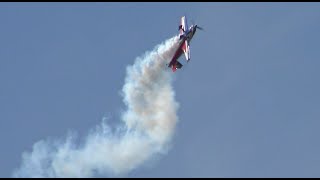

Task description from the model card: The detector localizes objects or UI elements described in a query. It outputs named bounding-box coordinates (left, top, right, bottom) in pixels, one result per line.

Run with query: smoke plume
left=13, top=36, right=180, bottom=177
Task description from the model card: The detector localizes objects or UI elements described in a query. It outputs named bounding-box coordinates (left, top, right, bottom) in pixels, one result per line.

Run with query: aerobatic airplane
left=168, top=16, right=203, bottom=72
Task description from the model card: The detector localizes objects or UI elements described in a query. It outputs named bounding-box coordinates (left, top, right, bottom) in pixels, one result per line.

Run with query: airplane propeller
left=190, top=18, right=204, bottom=31
left=196, top=26, right=204, bottom=30
left=195, top=25, right=204, bottom=31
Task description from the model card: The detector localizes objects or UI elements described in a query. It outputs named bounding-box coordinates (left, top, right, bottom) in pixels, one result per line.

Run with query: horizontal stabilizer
left=176, top=61, right=183, bottom=69
left=172, top=61, right=183, bottom=72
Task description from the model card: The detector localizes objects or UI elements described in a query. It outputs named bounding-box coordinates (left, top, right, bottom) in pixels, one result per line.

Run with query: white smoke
left=13, top=36, right=180, bottom=177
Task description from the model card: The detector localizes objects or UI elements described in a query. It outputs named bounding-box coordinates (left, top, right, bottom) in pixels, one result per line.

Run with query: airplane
left=167, top=16, right=203, bottom=72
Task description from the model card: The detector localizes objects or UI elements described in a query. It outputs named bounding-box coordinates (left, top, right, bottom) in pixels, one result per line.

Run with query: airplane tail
left=172, top=61, right=183, bottom=72
left=176, top=61, right=183, bottom=69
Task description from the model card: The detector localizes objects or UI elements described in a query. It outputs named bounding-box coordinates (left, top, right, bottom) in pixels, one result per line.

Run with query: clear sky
left=1, top=2, right=320, bottom=178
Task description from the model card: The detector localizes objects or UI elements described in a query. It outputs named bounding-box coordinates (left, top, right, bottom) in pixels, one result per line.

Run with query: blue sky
left=1, top=2, right=320, bottom=177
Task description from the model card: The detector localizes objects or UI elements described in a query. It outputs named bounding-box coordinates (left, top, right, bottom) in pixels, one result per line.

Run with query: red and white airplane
left=168, top=16, right=203, bottom=72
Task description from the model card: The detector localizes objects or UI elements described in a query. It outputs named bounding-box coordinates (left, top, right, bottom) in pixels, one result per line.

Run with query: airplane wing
left=181, top=40, right=190, bottom=61
left=179, top=16, right=188, bottom=36
left=178, top=16, right=190, bottom=61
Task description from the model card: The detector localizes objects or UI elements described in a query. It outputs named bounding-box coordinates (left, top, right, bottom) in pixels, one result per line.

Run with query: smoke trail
left=13, top=36, right=180, bottom=177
